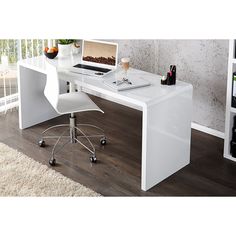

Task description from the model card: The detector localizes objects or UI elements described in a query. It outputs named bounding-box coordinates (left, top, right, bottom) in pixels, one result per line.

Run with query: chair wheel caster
left=38, top=140, right=45, bottom=147
left=90, top=155, right=97, bottom=163
left=49, top=159, right=56, bottom=166
left=100, top=137, right=106, bottom=145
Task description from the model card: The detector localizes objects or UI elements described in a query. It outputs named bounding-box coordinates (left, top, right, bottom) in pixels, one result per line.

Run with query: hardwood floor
left=1, top=96, right=236, bottom=196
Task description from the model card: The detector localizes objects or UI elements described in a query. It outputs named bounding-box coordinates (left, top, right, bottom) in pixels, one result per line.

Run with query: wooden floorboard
left=0, top=96, right=236, bottom=196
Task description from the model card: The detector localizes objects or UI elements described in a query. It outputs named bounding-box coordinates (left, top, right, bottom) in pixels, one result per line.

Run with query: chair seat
left=56, top=92, right=103, bottom=115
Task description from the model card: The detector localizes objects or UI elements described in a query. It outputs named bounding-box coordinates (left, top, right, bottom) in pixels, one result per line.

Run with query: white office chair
left=38, top=60, right=106, bottom=165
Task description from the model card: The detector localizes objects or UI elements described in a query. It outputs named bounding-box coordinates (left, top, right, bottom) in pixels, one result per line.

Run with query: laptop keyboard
left=74, top=63, right=111, bottom=73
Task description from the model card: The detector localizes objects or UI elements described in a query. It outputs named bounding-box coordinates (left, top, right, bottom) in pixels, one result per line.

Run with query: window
left=0, top=39, right=50, bottom=113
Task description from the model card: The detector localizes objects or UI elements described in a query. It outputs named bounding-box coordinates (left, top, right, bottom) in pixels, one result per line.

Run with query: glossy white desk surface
left=18, top=55, right=193, bottom=191
left=18, top=55, right=192, bottom=108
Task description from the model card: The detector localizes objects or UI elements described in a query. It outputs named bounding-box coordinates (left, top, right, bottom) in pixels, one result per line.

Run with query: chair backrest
left=44, top=60, right=60, bottom=110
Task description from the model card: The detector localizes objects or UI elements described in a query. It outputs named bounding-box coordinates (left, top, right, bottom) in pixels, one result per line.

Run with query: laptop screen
left=82, top=40, right=118, bottom=68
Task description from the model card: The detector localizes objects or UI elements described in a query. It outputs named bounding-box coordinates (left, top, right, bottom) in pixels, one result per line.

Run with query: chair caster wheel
left=38, top=140, right=45, bottom=147
left=100, top=137, right=106, bottom=145
left=49, top=159, right=56, bottom=166
left=90, top=155, right=97, bottom=163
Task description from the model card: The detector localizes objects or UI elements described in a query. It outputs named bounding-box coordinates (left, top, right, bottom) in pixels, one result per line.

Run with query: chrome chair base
left=38, top=115, right=106, bottom=165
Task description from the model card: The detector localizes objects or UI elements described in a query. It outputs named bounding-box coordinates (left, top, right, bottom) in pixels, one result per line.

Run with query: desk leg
left=141, top=87, right=192, bottom=191
left=18, top=65, right=60, bottom=129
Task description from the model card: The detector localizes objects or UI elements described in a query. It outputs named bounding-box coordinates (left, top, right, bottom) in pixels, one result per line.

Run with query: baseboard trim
left=191, top=122, right=225, bottom=139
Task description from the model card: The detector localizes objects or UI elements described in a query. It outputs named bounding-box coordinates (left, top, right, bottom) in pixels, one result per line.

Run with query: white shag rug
left=0, top=142, right=101, bottom=196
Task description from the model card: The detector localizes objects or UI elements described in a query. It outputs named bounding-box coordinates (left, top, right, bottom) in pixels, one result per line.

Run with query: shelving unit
left=230, top=107, right=236, bottom=113
left=224, top=40, right=236, bottom=162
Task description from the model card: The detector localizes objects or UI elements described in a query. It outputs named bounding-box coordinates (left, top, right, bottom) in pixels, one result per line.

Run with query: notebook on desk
left=69, top=40, right=118, bottom=78
left=104, top=76, right=151, bottom=91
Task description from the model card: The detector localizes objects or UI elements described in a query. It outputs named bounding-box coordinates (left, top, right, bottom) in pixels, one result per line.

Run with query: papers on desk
left=104, top=76, right=150, bottom=91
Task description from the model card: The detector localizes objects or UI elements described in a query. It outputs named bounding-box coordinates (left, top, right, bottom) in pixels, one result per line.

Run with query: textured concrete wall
left=111, top=40, right=229, bottom=132
left=156, top=40, right=228, bottom=132
left=110, top=40, right=156, bottom=73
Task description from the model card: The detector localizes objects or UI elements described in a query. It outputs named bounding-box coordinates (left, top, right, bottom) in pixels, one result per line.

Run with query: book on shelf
left=232, top=72, right=236, bottom=108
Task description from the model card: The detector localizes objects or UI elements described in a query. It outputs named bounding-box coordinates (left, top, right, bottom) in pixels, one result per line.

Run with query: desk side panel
left=142, top=86, right=192, bottom=191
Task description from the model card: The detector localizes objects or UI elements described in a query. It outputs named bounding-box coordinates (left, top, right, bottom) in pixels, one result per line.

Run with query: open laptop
left=69, top=39, right=118, bottom=78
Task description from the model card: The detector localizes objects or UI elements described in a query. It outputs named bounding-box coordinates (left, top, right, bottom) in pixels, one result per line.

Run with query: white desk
left=17, top=55, right=193, bottom=191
